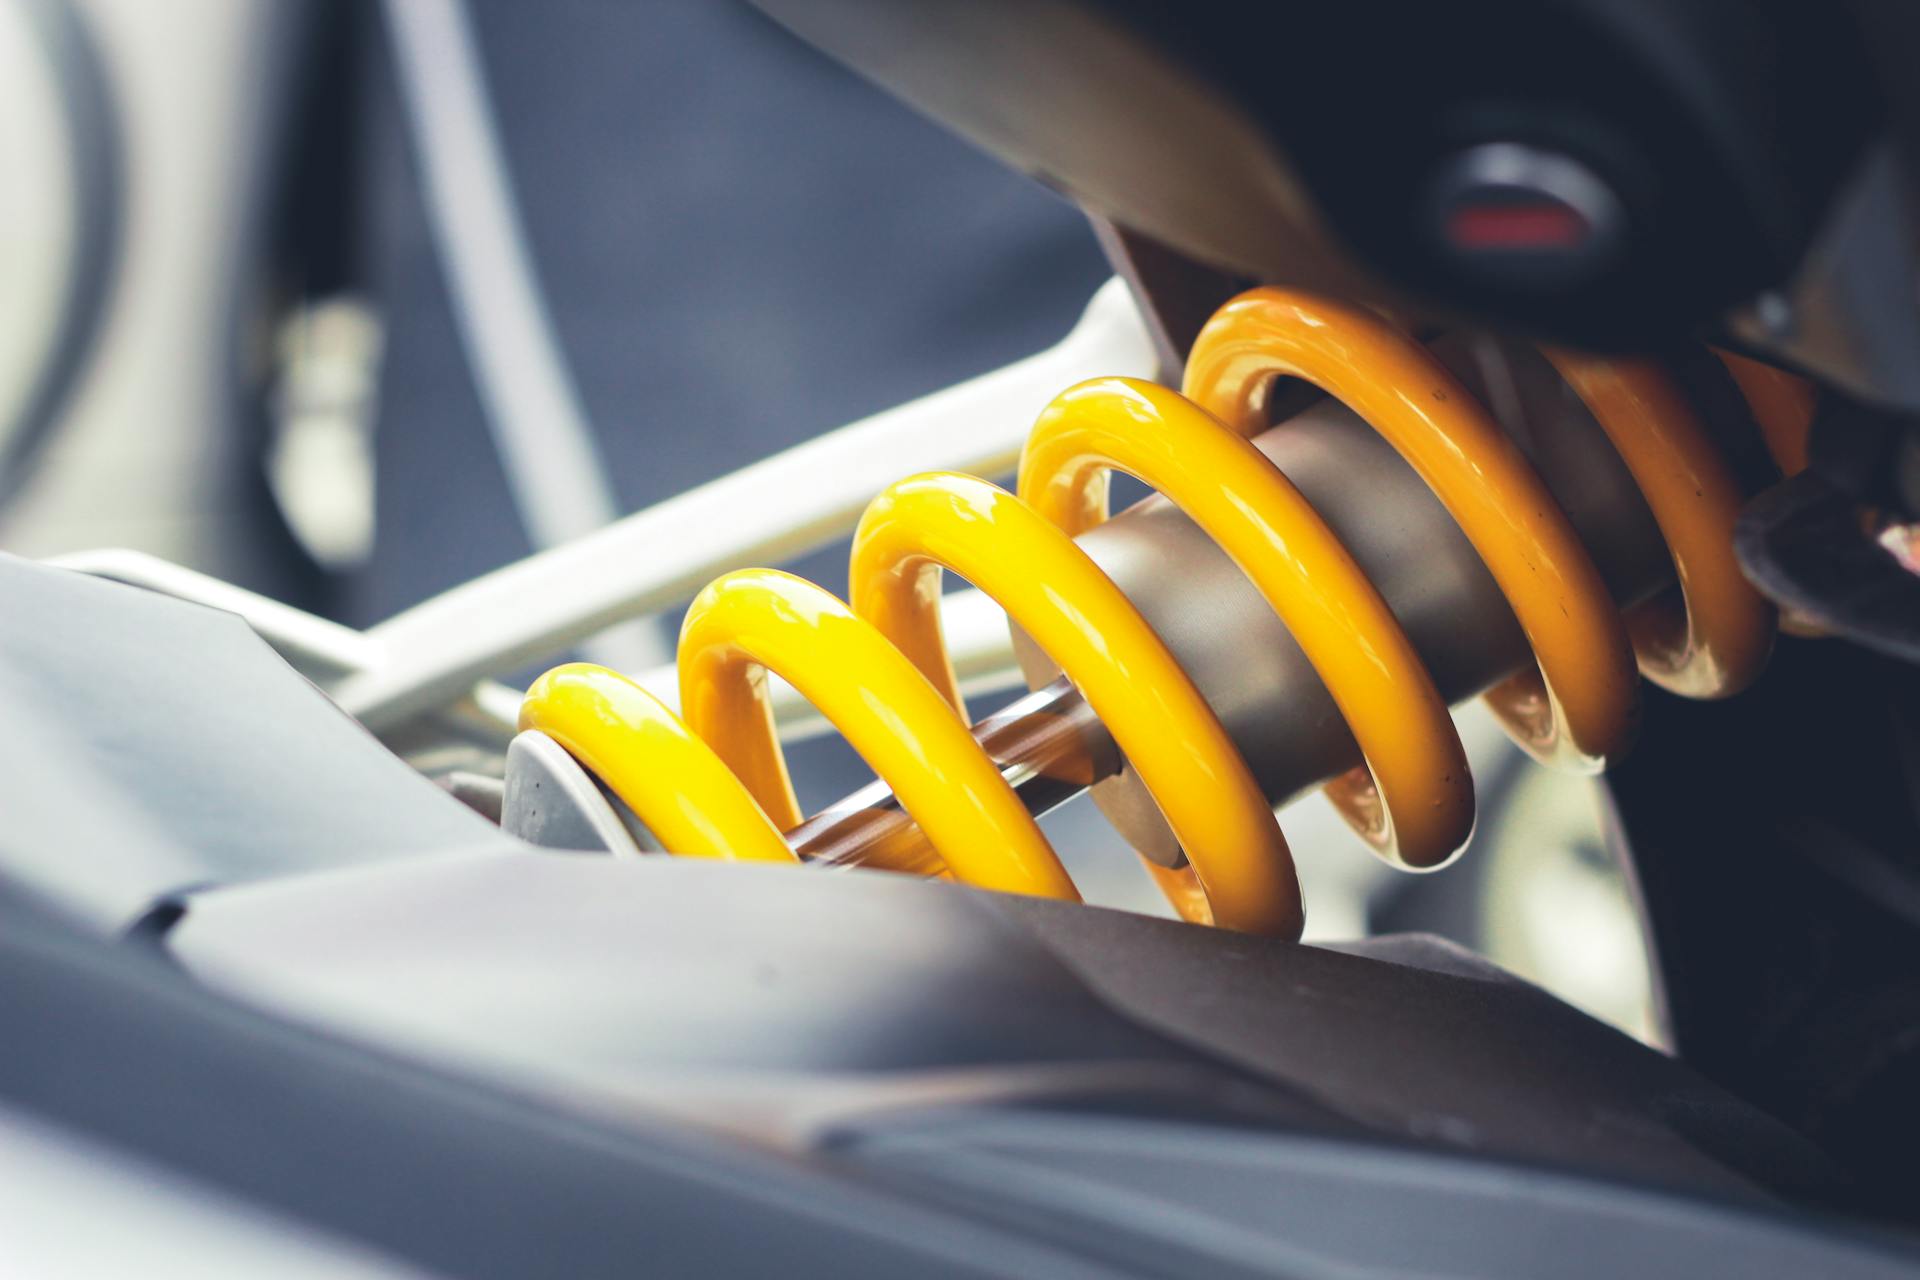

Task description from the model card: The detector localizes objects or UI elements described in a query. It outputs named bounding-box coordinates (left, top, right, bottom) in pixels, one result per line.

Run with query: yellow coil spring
left=519, top=288, right=1813, bottom=939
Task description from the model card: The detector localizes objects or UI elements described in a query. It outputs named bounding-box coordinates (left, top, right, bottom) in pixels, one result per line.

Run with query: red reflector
left=1445, top=202, right=1590, bottom=251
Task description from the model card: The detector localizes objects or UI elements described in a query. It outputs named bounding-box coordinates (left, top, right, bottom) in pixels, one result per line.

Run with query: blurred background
left=0, top=0, right=1654, bottom=1040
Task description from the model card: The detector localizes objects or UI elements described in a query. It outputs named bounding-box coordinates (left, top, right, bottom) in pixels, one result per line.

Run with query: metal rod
left=791, top=676, right=1113, bottom=869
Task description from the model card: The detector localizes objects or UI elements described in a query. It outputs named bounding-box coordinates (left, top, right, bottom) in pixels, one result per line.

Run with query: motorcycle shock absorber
left=517, top=287, right=1813, bottom=939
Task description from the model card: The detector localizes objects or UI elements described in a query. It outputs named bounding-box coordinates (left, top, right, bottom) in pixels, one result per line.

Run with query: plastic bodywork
left=0, top=554, right=1913, bottom=1272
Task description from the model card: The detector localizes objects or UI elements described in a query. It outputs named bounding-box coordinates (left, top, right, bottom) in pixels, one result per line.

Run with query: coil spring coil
left=520, top=288, right=1812, bottom=938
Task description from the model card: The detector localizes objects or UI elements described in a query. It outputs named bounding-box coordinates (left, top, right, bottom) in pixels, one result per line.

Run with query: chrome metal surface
left=791, top=676, right=1113, bottom=871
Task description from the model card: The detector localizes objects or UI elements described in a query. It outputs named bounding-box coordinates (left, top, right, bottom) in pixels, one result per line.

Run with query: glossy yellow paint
left=1546, top=352, right=1774, bottom=698
left=1713, top=348, right=1816, bottom=476
left=1184, top=287, right=1639, bottom=773
left=518, top=663, right=797, bottom=864
left=677, top=568, right=1080, bottom=901
left=1020, top=378, right=1474, bottom=872
left=851, top=470, right=1304, bottom=935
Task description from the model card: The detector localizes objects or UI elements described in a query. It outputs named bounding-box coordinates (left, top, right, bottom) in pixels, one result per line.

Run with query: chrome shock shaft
left=792, top=675, right=1107, bottom=872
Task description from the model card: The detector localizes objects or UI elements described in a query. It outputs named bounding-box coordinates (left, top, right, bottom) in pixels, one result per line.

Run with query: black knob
left=1423, top=143, right=1627, bottom=292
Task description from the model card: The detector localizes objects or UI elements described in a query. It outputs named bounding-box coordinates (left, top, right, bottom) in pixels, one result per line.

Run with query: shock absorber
left=518, top=287, right=1812, bottom=939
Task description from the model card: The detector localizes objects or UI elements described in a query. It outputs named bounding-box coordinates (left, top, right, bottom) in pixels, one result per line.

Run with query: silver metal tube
left=797, top=338, right=1676, bottom=869
left=793, top=676, right=1110, bottom=871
